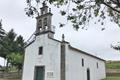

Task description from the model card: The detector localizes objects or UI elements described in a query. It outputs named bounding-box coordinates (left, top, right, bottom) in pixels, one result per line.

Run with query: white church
left=22, top=2, right=106, bottom=80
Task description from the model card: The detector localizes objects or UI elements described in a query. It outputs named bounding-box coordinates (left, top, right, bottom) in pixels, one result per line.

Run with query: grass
left=106, top=61, right=120, bottom=69
left=103, top=76, right=120, bottom=80
left=105, top=61, right=120, bottom=80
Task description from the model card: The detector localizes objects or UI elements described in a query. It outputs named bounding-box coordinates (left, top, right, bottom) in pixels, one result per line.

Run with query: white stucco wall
left=66, top=44, right=106, bottom=80
left=22, top=33, right=61, bottom=80
left=22, top=33, right=106, bottom=80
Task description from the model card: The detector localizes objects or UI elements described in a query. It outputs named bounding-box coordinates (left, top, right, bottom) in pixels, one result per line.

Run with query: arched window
left=82, top=58, right=84, bottom=67
left=38, top=19, right=42, bottom=30
left=43, top=18, right=48, bottom=30
left=44, top=18, right=47, bottom=27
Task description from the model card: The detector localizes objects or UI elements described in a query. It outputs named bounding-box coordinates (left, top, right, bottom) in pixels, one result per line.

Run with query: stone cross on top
left=42, top=1, right=46, bottom=7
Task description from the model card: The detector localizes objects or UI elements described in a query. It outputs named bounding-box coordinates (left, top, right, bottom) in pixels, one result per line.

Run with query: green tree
left=1, top=29, right=16, bottom=57
left=15, top=35, right=24, bottom=54
left=7, top=52, right=23, bottom=72
left=0, top=29, right=24, bottom=72
left=0, top=29, right=17, bottom=70
left=0, top=20, right=7, bottom=62
left=25, top=0, right=120, bottom=30
left=0, top=20, right=5, bottom=39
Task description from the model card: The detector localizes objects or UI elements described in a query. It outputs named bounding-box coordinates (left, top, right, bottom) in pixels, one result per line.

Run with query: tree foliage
left=0, top=29, right=17, bottom=59
left=0, top=26, right=24, bottom=71
left=111, top=42, right=120, bottom=51
left=7, top=52, right=23, bottom=72
left=0, top=20, right=5, bottom=38
left=25, top=0, right=120, bottom=30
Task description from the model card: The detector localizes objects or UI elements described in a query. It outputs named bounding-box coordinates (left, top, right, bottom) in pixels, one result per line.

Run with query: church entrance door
left=87, top=68, right=90, bottom=80
left=34, top=66, right=45, bottom=80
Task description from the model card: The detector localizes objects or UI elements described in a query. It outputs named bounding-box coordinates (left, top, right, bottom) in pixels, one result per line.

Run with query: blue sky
left=0, top=0, right=120, bottom=66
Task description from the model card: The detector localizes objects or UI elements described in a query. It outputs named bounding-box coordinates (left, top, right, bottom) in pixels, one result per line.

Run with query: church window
left=82, top=58, right=84, bottom=67
left=97, top=62, right=99, bottom=68
left=38, top=19, right=42, bottom=30
left=39, top=47, right=43, bottom=55
left=44, top=18, right=47, bottom=27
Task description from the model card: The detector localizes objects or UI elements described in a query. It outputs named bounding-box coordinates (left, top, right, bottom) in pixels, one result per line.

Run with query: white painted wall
left=0, top=57, right=5, bottom=66
left=22, top=33, right=61, bottom=80
left=66, top=44, right=106, bottom=80
left=22, top=33, right=106, bottom=80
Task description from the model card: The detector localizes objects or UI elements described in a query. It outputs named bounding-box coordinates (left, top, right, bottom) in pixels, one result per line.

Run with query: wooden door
left=34, top=66, right=45, bottom=80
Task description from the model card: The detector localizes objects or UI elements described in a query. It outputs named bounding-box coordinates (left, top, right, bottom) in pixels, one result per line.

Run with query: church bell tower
left=35, top=2, right=54, bottom=38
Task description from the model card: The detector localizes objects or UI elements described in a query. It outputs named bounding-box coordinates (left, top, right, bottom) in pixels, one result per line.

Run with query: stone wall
left=0, top=72, right=21, bottom=80
left=106, top=69, right=120, bottom=76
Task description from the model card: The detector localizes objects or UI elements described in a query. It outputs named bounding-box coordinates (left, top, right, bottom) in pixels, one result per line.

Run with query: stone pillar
left=60, top=34, right=66, bottom=80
